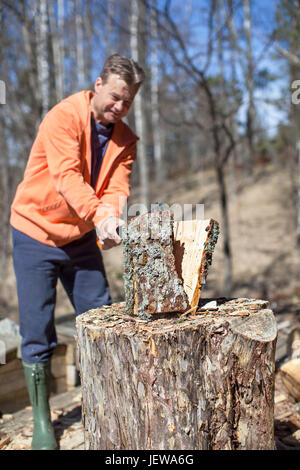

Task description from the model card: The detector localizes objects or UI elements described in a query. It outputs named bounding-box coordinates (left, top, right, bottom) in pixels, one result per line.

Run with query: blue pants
left=12, top=227, right=111, bottom=363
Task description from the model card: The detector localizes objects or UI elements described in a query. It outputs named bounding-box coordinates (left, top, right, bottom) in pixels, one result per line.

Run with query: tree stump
left=75, top=298, right=277, bottom=450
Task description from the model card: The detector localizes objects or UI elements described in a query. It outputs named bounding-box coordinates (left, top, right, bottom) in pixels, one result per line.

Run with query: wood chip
left=280, top=358, right=300, bottom=401
left=289, top=414, right=300, bottom=428
left=182, top=306, right=198, bottom=317
left=275, top=393, right=288, bottom=404
left=227, top=310, right=250, bottom=317
left=0, top=435, right=11, bottom=449
left=1, top=414, right=13, bottom=422
left=276, top=410, right=293, bottom=420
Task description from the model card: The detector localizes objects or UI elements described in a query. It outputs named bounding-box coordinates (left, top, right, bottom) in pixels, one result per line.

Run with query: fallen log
left=76, top=298, right=277, bottom=450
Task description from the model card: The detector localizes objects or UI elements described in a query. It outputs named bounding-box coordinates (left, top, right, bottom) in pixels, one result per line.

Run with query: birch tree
left=84, top=0, right=93, bottom=86
left=76, top=0, right=85, bottom=90
left=274, top=0, right=300, bottom=247
left=49, top=0, right=65, bottom=101
left=150, top=0, right=164, bottom=184
left=157, top=0, right=235, bottom=294
left=130, top=0, right=149, bottom=210
left=220, top=0, right=241, bottom=198
left=243, top=0, right=256, bottom=175
left=66, top=0, right=77, bottom=93
left=0, top=9, right=10, bottom=270
left=35, top=0, right=50, bottom=117
left=104, top=0, right=116, bottom=56
left=226, top=0, right=240, bottom=162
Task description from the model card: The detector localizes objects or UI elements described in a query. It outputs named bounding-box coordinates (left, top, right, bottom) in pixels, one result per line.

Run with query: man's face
left=91, top=73, right=138, bottom=125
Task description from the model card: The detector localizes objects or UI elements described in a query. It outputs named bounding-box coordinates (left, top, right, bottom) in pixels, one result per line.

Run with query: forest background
left=0, top=0, right=299, bottom=322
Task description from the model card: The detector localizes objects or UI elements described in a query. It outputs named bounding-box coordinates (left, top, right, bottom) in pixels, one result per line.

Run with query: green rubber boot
left=23, top=361, right=58, bottom=450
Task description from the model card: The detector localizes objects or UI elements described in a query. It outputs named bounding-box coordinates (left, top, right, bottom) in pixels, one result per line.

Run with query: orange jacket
left=10, top=90, right=138, bottom=247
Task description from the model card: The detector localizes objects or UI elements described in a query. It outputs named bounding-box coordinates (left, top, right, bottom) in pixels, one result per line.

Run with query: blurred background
left=0, top=0, right=299, bottom=323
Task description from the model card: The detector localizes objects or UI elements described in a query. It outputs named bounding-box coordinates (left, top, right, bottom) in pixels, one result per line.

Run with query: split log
left=287, top=324, right=300, bottom=360
left=173, top=218, right=219, bottom=309
left=122, top=210, right=219, bottom=318
left=280, top=359, right=300, bottom=401
left=76, top=298, right=277, bottom=450
left=279, top=325, right=300, bottom=400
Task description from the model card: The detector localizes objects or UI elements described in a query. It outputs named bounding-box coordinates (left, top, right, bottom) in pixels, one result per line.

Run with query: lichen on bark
left=122, top=209, right=188, bottom=319
left=202, top=220, right=220, bottom=280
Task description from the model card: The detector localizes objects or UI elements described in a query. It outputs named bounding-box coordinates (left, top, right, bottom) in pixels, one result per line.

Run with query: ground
left=0, top=370, right=300, bottom=450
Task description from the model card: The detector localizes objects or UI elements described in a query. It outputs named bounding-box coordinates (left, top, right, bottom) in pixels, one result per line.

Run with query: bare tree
left=130, top=0, right=149, bottom=209
left=216, top=0, right=242, bottom=199
left=49, top=0, right=65, bottom=101
left=66, top=0, right=77, bottom=93
left=150, top=0, right=164, bottom=184
left=35, top=0, right=50, bottom=117
left=157, top=0, right=235, bottom=294
left=274, top=0, right=300, bottom=246
left=84, top=0, right=93, bottom=86
left=76, top=0, right=85, bottom=90
left=297, top=140, right=300, bottom=249
left=103, top=0, right=116, bottom=56
left=226, top=0, right=240, bottom=166
left=0, top=8, right=10, bottom=271
left=243, top=0, right=256, bottom=175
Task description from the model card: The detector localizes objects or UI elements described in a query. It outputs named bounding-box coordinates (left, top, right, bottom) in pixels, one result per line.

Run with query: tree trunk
left=297, top=141, right=300, bottom=248
left=150, top=0, right=164, bottom=184
left=49, top=0, right=65, bottom=102
left=243, top=0, right=256, bottom=176
left=83, top=2, right=92, bottom=87
left=76, top=298, right=277, bottom=450
left=0, top=12, right=10, bottom=272
left=130, top=0, right=149, bottom=210
left=67, top=0, right=77, bottom=93
left=216, top=162, right=232, bottom=296
left=75, top=0, right=85, bottom=90
left=0, top=114, right=10, bottom=272
left=35, top=0, right=50, bottom=117
left=21, top=3, right=38, bottom=107
left=104, top=0, right=115, bottom=56
left=226, top=0, right=239, bottom=198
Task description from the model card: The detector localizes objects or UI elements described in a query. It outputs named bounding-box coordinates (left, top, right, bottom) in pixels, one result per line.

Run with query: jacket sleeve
left=41, top=102, right=101, bottom=224
left=41, top=102, right=136, bottom=227
left=93, top=142, right=137, bottom=225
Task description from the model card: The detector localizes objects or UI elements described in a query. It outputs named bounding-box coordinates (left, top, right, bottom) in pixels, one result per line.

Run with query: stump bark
left=76, top=298, right=277, bottom=450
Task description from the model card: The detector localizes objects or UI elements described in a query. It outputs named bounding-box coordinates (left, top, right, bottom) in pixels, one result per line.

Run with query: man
left=10, top=54, right=145, bottom=450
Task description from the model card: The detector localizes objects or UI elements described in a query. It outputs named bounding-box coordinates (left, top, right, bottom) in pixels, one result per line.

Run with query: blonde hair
left=100, top=54, right=145, bottom=87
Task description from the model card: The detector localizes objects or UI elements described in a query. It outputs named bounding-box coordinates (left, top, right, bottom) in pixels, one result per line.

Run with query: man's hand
left=96, top=217, right=125, bottom=250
